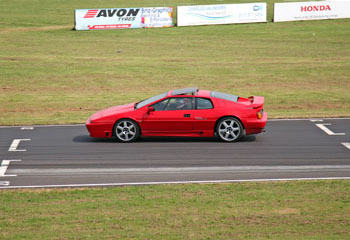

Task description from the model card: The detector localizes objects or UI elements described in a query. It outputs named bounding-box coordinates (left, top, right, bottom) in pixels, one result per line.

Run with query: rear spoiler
left=248, top=96, right=264, bottom=109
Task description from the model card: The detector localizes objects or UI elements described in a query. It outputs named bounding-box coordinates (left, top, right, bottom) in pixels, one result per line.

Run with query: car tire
left=113, top=119, right=140, bottom=142
left=216, top=117, right=243, bottom=142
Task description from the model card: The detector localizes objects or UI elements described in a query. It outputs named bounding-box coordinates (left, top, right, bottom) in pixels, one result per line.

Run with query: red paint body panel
left=86, top=89, right=267, bottom=140
left=141, top=110, right=194, bottom=135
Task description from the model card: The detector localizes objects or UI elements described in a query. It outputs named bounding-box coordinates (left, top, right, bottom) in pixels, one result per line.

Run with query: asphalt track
left=0, top=118, right=349, bottom=189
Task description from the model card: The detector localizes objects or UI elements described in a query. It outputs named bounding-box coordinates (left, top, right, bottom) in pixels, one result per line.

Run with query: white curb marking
left=268, top=118, right=350, bottom=122
left=11, top=165, right=350, bottom=176
left=0, top=160, right=21, bottom=177
left=0, top=181, right=10, bottom=186
left=315, top=123, right=345, bottom=136
left=21, top=127, right=34, bottom=130
left=0, top=124, right=84, bottom=128
left=342, top=143, right=350, bottom=151
left=8, top=139, right=31, bottom=152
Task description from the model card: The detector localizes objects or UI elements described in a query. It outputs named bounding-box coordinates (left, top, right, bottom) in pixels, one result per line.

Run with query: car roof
left=168, top=87, right=211, bottom=98
left=170, top=87, right=198, bottom=96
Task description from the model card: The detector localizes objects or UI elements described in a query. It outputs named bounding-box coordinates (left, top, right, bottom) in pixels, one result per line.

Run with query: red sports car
left=86, top=87, right=267, bottom=142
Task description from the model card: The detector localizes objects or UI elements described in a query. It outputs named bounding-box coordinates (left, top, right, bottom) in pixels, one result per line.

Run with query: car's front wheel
left=114, top=119, right=140, bottom=142
left=216, top=117, right=243, bottom=142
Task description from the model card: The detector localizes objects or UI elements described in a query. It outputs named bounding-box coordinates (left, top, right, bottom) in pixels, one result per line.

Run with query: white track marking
left=0, top=181, right=10, bottom=186
left=315, top=123, right=345, bottom=136
left=268, top=117, right=350, bottom=121
left=8, top=139, right=31, bottom=152
left=342, top=143, right=350, bottom=151
left=310, top=119, right=323, bottom=122
left=11, top=165, right=350, bottom=176
left=0, top=160, right=21, bottom=177
left=0, top=124, right=84, bottom=128
left=21, top=127, right=34, bottom=130
left=1, top=177, right=350, bottom=189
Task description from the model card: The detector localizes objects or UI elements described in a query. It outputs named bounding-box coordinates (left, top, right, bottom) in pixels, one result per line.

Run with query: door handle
left=184, top=114, right=191, bottom=118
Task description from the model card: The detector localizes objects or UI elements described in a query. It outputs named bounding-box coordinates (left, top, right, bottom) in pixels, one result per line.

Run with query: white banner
left=141, top=7, right=173, bottom=28
left=177, top=3, right=267, bottom=27
left=274, top=1, right=350, bottom=22
left=75, top=8, right=142, bottom=30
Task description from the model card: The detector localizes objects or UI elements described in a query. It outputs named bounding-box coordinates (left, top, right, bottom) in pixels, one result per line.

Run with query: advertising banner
left=177, top=3, right=266, bottom=27
left=141, top=7, right=173, bottom=28
left=75, top=8, right=142, bottom=30
left=274, top=1, right=350, bottom=22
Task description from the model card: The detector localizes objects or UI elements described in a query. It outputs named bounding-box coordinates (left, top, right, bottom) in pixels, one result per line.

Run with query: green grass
left=1, top=180, right=350, bottom=239
left=1, top=2, right=349, bottom=239
left=0, top=0, right=350, bottom=125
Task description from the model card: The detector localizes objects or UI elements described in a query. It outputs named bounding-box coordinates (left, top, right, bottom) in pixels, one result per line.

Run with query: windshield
left=135, top=92, right=167, bottom=109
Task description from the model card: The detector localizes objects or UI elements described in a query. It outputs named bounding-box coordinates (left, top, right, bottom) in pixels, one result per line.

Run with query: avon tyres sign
left=75, top=8, right=142, bottom=30
left=177, top=3, right=266, bottom=27
left=274, top=1, right=350, bottom=22
left=141, top=7, right=173, bottom=28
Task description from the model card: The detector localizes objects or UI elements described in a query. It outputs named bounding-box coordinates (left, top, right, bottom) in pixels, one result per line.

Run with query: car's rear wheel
left=114, top=119, right=140, bottom=142
left=216, top=117, right=243, bottom=142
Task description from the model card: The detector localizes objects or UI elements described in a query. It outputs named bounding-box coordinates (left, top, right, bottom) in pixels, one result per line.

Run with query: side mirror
left=147, top=107, right=155, bottom=114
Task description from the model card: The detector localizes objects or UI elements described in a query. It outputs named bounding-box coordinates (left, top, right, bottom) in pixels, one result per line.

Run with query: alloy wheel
left=217, top=118, right=242, bottom=142
left=115, top=120, right=139, bottom=142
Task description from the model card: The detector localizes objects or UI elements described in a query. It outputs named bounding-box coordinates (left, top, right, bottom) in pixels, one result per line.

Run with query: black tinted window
left=210, top=91, right=238, bottom=102
left=151, top=98, right=169, bottom=111
left=164, top=98, right=193, bottom=111
left=196, top=98, right=213, bottom=110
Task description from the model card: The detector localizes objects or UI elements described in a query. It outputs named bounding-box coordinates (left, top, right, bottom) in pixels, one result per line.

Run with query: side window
left=165, top=97, right=193, bottom=111
left=196, top=98, right=213, bottom=110
left=151, top=98, right=169, bottom=111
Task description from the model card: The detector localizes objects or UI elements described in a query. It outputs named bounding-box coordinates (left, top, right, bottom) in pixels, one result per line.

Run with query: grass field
left=0, top=0, right=349, bottom=125
left=1, top=1, right=350, bottom=239
left=1, top=180, right=350, bottom=239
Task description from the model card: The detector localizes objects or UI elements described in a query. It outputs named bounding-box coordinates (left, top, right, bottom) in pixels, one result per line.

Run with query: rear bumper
left=86, top=119, right=113, bottom=138
left=242, top=112, right=267, bottom=135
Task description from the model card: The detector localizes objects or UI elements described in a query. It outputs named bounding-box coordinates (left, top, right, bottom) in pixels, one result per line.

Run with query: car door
left=141, top=97, right=194, bottom=136
left=192, top=97, right=217, bottom=136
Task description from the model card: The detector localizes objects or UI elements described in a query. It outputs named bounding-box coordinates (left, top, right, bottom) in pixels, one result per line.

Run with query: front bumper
left=86, top=119, right=113, bottom=138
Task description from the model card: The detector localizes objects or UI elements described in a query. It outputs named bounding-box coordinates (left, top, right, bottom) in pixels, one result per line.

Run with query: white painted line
left=23, top=124, right=85, bottom=127
left=0, top=181, right=10, bottom=186
left=0, top=160, right=21, bottom=177
left=12, top=165, right=350, bottom=176
left=21, top=127, right=34, bottom=130
left=8, top=139, right=31, bottom=152
left=315, top=123, right=345, bottom=136
left=268, top=117, right=350, bottom=122
left=0, top=124, right=84, bottom=128
left=1, top=177, right=350, bottom=189
left=310, top=119, right=323, bottom=122
left=342, top=143, right=350, bottom=151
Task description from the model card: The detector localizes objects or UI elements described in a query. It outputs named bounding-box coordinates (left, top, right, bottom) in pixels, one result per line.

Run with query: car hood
left=90, top=103, right=135, bottom=120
